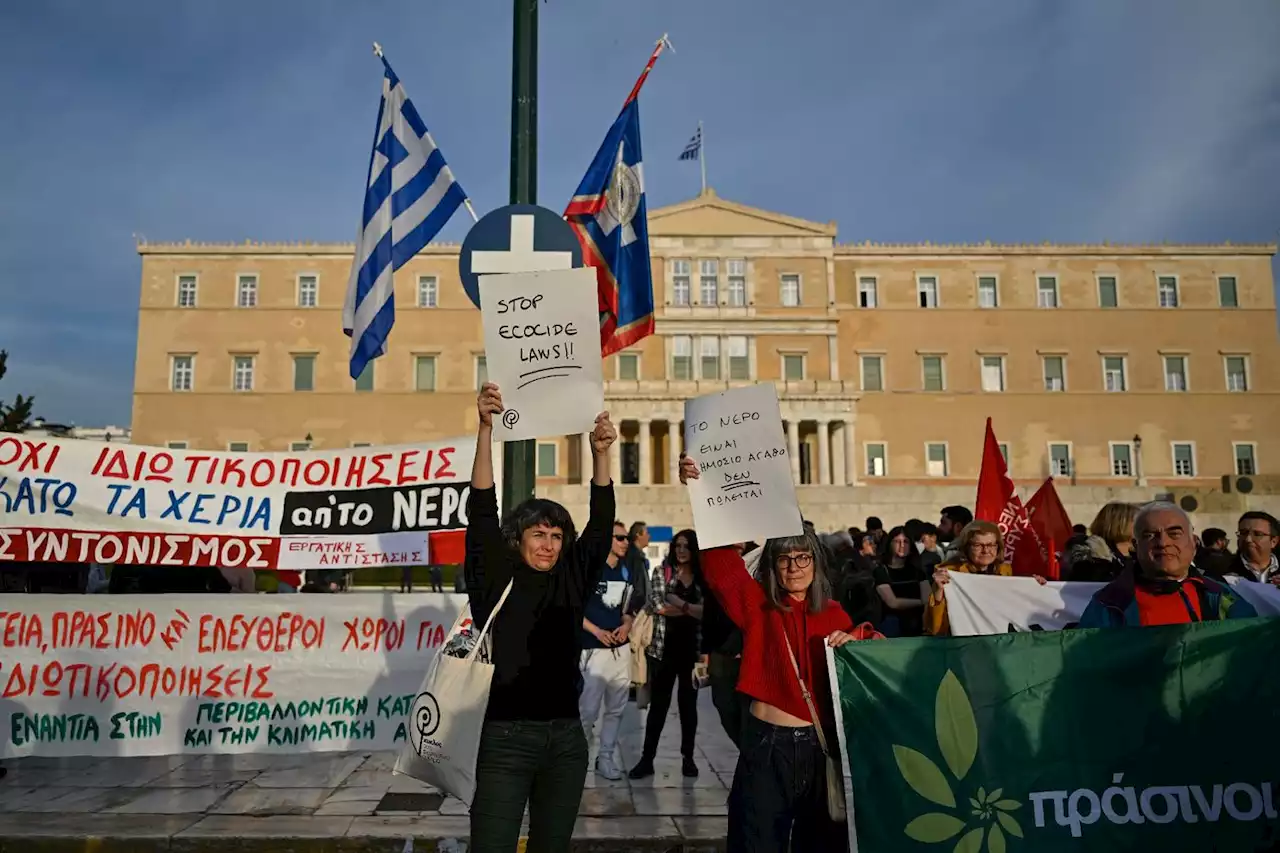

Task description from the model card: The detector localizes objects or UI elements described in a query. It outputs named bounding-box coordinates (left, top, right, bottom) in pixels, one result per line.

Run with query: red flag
left=974, top=418, right=1044, bottom=577
left=1027, top=478, right=1073, bottom=581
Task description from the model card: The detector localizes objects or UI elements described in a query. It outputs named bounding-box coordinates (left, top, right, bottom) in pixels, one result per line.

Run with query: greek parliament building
left=132, top=190, right=1280, bottom=531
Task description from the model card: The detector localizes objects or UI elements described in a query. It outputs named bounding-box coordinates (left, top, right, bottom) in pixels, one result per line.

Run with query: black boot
left=628, top=756, right=655, bottom=779
left=681, top=755, right=699, bottom=777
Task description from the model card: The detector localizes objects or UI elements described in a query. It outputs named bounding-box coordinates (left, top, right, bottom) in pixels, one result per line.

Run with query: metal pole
left=503, top=0, right=538, bottom=509
left=699, top=120, right=707, bottom=194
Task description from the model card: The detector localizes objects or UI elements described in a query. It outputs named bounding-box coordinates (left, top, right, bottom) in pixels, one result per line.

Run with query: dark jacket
left=837, top=555, right=884, bottom=629
left=622, top=544, right=650, bottom=609
left=1078, top=567, right=1257, bottom=628
left=1203, top=552, right=1278, bottom=585
left=1063, top=536, right=1132, bottom=584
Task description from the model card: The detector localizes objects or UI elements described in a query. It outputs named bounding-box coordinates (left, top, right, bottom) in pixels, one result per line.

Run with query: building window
left=977, top=276, right=998, bottom=309
left=925, top=443, right=948, bottom=477
left=228, top=442, right=250, bottom=452
left=415, top=356, right=437, bottom=391
left=1103, top=356, right=1127, bottom=392
left=1036, top=275, right=1059, bottom=308
left=171, top=355, right=194, bottom=392
left=865, top=443, right=887, bottom=477
left=418, top=276, right=438, bottom=308
left=1218, top=276, right=1238, bottom=308
left=1157, top=275, right=1179, bottom=308
left=727, top=259, right=747, bottom=306
left=177, top=275, right=198, bottom=308
left=355, top=362, right=374, bottom=392
left=1042, top=355, right=1066, bottom=391
left=727, top=336, right=749, bottom=380
left=1097, top=275, right=1118, bottom=308
left=536, top=442, right=558, bottom=477
left=616, top=352, right=639, bottom=381
left=167, top=441, right=188, bottom=450
left=1110, top=442, right=1134, bottom=477
left=860, top=355, right=883, bottom=392
left=290, top=441, right=312, bottom=452
left=699, top=259, right=719, bottom=305
left=1172, top=443, right=1196, bottom=477
left=858, top=276, right=878, bottom=308
left=237, top=275, right=258, bottom=308
left=980, top=355, right=1005, bottom=392
left=293, top=355, right=315, bottom=391
left=700, top=337, right=721, bottom=380
left=780, top=274, right=801, bottom=307
left=297, top=275, right=318, bottom=308
left=1234, top=443, right=1258, bottom=476
left=475, top=355, right=488, bottom=390
left=232, top=356, right=255, bottom=392
left=917, top=275, right=938, bottom=308
left=921, top=355, right=945, bottom=392
left=1163, top=355, right=1188, bottom=392
left=1049, top=443, right=1072, bottom=477
left=1224, top=355, right=1249, bottom=392
left=671, top=260, right=691, bottom=306
left=671, top=336, right=693, bottom=380
left=782, top=353, right=805, bottom=381
left=998, top=443, right=1010, bottom=467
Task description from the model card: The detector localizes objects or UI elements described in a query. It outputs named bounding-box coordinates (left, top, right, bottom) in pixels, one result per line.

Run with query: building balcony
left=604, top=379, right=858, bottom=400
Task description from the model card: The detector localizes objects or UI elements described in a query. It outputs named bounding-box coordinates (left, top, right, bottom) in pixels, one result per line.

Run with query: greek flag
left=343, top=53, right=468, bottom=380
left=678, top=127, right=701, bottom=161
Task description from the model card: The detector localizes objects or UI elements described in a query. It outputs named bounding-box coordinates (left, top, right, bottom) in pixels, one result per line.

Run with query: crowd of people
left=461, top=383, right=1279, bottom=853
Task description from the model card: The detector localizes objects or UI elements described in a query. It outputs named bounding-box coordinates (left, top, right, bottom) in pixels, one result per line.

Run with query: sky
left=1, top=0, right=1278, bottom=427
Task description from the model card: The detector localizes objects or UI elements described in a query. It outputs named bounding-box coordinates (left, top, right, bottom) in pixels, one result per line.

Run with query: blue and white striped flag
left=343, top=53, right=468, bottom=380
left=678, top=126, right=701, bottom=161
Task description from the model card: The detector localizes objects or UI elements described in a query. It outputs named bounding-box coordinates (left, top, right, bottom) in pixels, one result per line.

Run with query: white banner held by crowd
left=0, top=593, right=467, bottom=759
left=479, top=268, right=605, bottom=442
left=0, top=437, right=473, bottom=570
left=683, top=383, right=803, bottom=549
left=945, top=572, right=1280, bottom=636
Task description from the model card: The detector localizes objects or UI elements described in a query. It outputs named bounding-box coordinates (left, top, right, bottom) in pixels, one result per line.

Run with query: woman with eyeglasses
left=629, top=529, right=705, bottom=780
left=678, top=455, right=879, bottom=852
left=924, top=520, right=1013, bottom=636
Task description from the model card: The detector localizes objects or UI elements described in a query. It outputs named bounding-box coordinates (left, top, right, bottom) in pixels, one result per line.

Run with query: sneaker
left=595, top=754, right=623, bottom=781
left=681, top=756, right=699, bottom=778
left=628, top=757, right=655, bottom=780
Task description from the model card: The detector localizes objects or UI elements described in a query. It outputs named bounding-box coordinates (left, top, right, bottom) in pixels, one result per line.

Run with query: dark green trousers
left=470, top=718, right=588, bottom=852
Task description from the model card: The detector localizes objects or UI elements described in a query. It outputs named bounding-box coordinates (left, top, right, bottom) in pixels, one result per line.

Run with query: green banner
left=831, top=620, right=1280, bottom=852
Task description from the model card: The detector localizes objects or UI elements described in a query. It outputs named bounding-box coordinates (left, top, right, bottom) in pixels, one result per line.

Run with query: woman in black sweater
left=465, top=382, right=616, bottom=853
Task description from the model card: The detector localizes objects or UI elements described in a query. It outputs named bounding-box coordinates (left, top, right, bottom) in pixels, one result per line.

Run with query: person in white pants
left=580, top=521, right=646, bottom=780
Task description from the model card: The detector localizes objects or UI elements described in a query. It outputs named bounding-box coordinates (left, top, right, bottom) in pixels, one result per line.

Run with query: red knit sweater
left=702, top=547, right=878, bottom=725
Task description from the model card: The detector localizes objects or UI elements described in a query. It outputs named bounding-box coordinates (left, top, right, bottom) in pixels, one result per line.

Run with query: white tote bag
left=393, top=580, right=513, bottom=804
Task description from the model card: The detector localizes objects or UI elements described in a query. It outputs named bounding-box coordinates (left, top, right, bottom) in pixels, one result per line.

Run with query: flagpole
left=699, top=120, right=707, bottom=194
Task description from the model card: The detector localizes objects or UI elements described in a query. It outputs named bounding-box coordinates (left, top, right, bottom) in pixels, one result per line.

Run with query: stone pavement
left=0, top=690, right=735, bottom=852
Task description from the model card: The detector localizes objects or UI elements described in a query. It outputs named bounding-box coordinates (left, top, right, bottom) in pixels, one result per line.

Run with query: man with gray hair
left=1079, top=501, right=1256, bottom=628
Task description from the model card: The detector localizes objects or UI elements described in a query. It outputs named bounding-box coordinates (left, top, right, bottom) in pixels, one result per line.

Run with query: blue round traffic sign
left=458, top=204, right=584, bottom=308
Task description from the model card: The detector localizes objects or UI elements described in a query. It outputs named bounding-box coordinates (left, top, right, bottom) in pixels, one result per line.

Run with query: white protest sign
left=479, top=268, right=605, bottom=442
left=0, top=593, right=468, bottom=758
left=0, top=436, right=473, bottom=569
left=683, top=383, right=803, bottom=548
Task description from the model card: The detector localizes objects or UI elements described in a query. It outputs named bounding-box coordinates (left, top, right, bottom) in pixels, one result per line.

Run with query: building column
left=843, top=418, right=857, bottom=485
left=639, top=419, right=653, bottom=485
left=666, top=421, right=680, bottom=484
left=610, top=425, right=623, bottom=484
left=786, top=419, right=801, bottom=484
left=581, top=433, right=593, bottom=484
left=832, top=423, right=847, bottom=486
left=816, top=419, right=832, bottom=485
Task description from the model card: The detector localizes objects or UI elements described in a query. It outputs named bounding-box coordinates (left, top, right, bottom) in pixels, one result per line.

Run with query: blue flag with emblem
left=343, top=49, right=469, bottom=380
left=564, top=38, right=669, bottom=357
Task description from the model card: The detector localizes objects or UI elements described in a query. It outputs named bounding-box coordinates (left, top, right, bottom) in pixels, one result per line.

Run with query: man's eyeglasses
left=613, top=535, right=629, bottom=542
left=776, top=553, right=814, bottom=570
left=1237, top=530, right=1272, bottom=541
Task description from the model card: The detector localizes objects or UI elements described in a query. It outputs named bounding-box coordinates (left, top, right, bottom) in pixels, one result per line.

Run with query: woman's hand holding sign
left=471, top=383, right=505, bottom=489
left=590, top=411, right=617, bottom=486
left=678, top=453, right=700, bottom=485
left=477, top=383, right=504, bottom=430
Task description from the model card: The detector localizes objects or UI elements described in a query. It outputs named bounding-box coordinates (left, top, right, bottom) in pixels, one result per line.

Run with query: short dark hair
left=865, top=516, right=884, bottom=531
left=1201, top=527, right=1228, bottom=545
left=628, top=521, right=647, bottom=542
left=941, top=506, right=974, bottom=527
left=1238, top=511, right=1280, bottom=537
left=1072, top=523, right=1088, bottom=535
left=501, top=498, right=577, bottom=555
left=904, top=518, right=925, bottom=542
left=919, top=522, right=939, bottom=538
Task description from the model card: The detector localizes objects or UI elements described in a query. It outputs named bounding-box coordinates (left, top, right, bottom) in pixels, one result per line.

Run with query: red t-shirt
left=701, top=547, right=877, bottom=725
left=1134, top=581, right=1202, bottom=626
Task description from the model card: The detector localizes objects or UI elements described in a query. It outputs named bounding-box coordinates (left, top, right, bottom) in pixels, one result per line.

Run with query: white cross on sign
left=470, top=214, right=574, bottom=275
